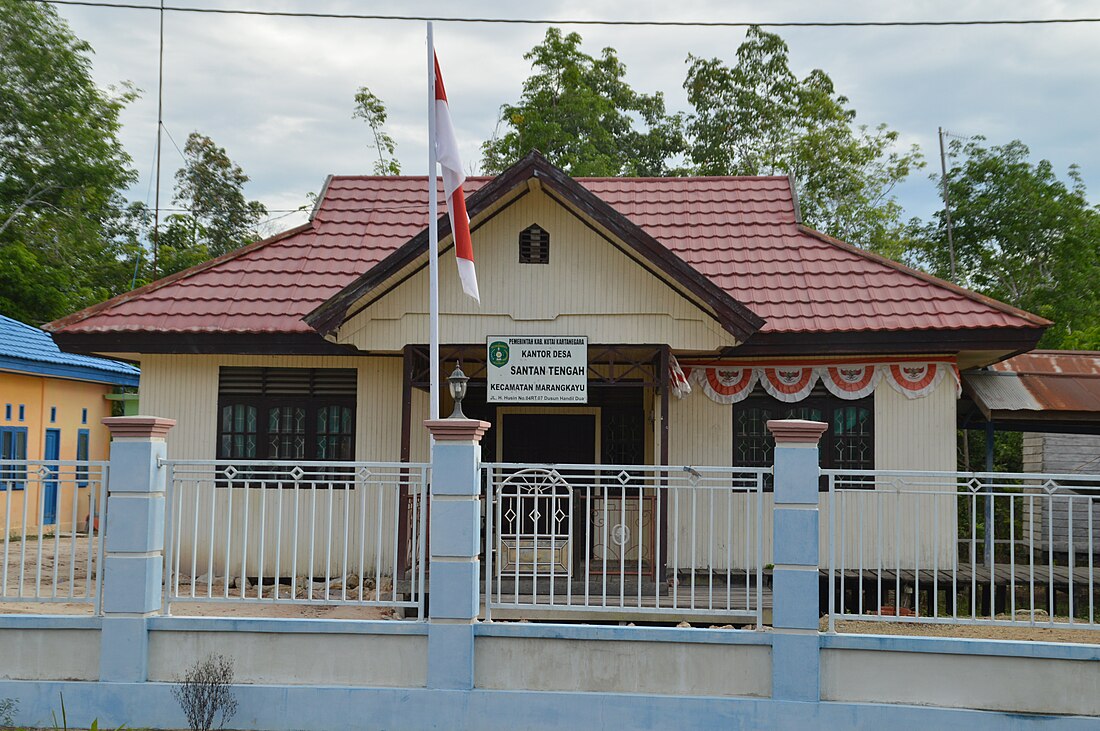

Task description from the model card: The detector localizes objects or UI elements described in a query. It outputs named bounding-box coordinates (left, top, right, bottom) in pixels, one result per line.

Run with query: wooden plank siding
left=336, top=188, right=738, bottom=352
left=665, top=373, right=957, bottom=570
left=141, top=354, right=410, bottom=578
left=1021, top=433, right=1100, bottom=553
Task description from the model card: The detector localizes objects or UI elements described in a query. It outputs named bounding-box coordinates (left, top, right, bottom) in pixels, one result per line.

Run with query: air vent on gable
left=518, top=223, right=549, bottom=264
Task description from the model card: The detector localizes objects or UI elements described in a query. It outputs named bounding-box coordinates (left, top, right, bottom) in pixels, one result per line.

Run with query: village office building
left=46, top=152, right=1048, bottom=575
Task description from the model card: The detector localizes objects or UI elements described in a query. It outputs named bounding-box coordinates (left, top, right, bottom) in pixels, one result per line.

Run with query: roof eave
left=44, top=223, right=314, bottom=334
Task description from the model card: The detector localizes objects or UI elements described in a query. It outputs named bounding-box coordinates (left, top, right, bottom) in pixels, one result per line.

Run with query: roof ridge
left=43, top=222, right=312, bottom=332
left=796, top=225, right=1052, bottom=328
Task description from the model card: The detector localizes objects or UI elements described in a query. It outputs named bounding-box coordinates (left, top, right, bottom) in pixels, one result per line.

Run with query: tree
left=683, top=27, right=922, bottom=256
left=481, top=28, right=685, bottom=177
left=353, top=86, right=400, bottom=175
left=909, top=138, right=1100, bottom=349
left=0, top=0, right=140, bottom=324
left=166, top=132, right=266, bottom=265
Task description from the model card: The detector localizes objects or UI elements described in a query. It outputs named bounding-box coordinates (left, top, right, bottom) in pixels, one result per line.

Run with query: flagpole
left=427, top=22, right=440, bottom=423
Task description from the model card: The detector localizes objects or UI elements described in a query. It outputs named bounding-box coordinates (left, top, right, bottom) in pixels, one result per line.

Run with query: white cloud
left=58, top=0, right=1100, bottom=230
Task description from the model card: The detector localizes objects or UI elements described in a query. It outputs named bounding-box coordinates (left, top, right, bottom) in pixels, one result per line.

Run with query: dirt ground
left=1, top=533, right=397, bottom=619
left=822, top=616, right=1100, bottom=644
left=5, top=534, right=1100, bottom=637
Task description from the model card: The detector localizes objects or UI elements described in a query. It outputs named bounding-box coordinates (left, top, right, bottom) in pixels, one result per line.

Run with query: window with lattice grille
left=518, top=223, right=549, bottom=264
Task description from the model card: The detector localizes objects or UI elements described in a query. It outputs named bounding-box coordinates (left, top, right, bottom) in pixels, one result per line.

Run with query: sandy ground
left=822, top=616, right=1100, bottom=644
left=1, top=534, right=397, bottom=619
left=5, top=535, right=1100, bottom=638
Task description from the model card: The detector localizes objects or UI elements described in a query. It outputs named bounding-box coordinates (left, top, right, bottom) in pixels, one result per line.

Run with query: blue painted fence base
left=1, top=680, right=1096, bottom=731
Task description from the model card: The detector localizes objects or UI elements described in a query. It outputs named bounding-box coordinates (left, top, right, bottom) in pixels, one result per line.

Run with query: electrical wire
left=25, top=0, right=1100, bottom=28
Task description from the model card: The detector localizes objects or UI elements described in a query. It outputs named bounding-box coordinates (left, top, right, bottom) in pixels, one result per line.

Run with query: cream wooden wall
left=337, top=188, right=737, bottom=352
left=141, top=354, right=413, bottom=579
left=664, top=376, right=958, bottom=570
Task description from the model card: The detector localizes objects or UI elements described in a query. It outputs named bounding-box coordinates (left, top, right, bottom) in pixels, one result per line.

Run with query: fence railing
left=0, top=459, right=107, bottom=610
left=482, top=463, right=767, bottom=624
left=826, top=469, right=1100, bottom=632
left=163, top=460, right=428, bottom=618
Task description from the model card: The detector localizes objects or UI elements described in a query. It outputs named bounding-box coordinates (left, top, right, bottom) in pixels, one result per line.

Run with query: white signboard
left=486, top=336, right=588, bottom=403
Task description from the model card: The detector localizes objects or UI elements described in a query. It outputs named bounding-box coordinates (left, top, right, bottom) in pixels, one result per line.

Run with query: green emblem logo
left=488, top=341, right=510, bottom=368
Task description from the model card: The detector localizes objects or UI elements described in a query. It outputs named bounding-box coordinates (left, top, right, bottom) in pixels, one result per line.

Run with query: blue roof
left=0, top=314, right=140, bottom=387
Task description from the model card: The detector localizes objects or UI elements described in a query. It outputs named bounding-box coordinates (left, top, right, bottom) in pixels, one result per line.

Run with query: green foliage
left=166, top=132, right=266, bottom=266
left=0, top=0, right=141, bottom=324
left=683, top=26, right=922, bottom=256
left=482, top=28, right=685, bottom=177
left=910, top=138, right=1100, bottom=348
left=353, top=86, right=400, bottom=175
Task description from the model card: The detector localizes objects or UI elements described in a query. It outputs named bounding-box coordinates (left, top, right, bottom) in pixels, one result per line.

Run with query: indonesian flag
left=433, top=54, right=479, bottom=303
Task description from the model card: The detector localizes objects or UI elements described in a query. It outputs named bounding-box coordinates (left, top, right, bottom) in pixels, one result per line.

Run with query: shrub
left=171, top=654, right=239, bottom=731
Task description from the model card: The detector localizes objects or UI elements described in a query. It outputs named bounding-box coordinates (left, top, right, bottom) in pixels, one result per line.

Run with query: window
left=519, top=223, right=549, bottom=264
left=76, top=429, right=90, bottom=488
left=216, top=367, right=356, bottom=463
left=50, top=406, right=56, bottom=423
left=18, top=405, right=24, bottom=421
left=82, top=408, right=88, bottom=425
left=0, top=426, right=28, bottom=491
left=733, top=389, right=873, bottom=489
left=4, top=404, right=10, bottom=420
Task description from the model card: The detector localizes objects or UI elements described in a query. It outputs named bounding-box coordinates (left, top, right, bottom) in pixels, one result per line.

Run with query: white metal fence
left=0, top=459, right=107, bottom=610
left=163, top=460, right=428, bottom=618
left=483, top=463, right=767, bottom=624
left=827, top=469, right=1100, bottom=631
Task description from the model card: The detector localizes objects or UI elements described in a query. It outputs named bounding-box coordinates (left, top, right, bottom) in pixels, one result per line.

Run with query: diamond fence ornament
left=289, top=466, right=305, bottom=481
left=222, top=465, right=238, bottom=480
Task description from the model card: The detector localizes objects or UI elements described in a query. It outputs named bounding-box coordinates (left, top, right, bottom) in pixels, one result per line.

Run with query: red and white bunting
left=818, top=364, right=880, bottom=400
left=669, top=355, right=692, bottom=400
left=691, top=366, right=757, bottom=404
left=885, top=362, right=946, bottom=400
left=682, top=360, right=958, bottom=404
left=759, top=366, right=818, bottom=403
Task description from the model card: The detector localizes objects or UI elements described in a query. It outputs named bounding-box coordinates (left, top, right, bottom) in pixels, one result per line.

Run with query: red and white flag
left=433, top=54, right=479, bottom=303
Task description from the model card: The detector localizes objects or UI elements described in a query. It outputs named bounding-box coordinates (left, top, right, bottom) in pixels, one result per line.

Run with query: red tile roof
left=47, top=173, right=1046, bottom=339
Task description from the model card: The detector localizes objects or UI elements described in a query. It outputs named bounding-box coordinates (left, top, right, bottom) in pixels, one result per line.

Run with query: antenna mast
left=938, top=127, right=957, bottom=282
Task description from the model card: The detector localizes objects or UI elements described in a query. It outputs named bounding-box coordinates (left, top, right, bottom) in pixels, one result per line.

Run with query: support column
left=98, top=416, right=175, bottom=683
left=767, top=418, right=827, bottom=703
left=424, top=418, right=490, bottom=690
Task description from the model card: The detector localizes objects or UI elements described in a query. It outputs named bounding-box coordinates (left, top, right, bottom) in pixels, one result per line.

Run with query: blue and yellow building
left=0, top=315, right=139, bottom=534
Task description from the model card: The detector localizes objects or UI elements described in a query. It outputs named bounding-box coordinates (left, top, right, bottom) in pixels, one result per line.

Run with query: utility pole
left=938, top=127, right=957, bottom=283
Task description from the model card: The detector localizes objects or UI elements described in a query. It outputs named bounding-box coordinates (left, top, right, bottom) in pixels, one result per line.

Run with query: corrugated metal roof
left=0, top=315, right=139, bottom=385
left=46, top=170, right=1046, bottom=339
left=965, top=351, right=1100, bottom=417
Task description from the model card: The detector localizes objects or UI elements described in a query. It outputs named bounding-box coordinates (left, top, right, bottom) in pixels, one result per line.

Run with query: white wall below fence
left=475, top=636, right=770, bottom=697
left=822, top=640, right=1100, bottom=717
left=147, top=622, right=426, bottom=688
left=0, top=626, right=100, bottom=681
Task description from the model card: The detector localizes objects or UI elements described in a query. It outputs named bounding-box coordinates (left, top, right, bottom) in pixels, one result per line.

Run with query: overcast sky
left=56, top=0, right=1100, bottom=235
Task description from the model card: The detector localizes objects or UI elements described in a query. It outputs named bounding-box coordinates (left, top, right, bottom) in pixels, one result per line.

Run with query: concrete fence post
left=423, top=418, right=490, bottom=690
left=767, top=418, right=827, bottom=703
left=99, top=416, right=175, bottom=683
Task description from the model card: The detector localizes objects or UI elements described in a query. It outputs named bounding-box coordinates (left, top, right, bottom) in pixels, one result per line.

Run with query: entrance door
left=495, top=410, right=598, bottom=578
left=43, top=428, right=60, bottom=525
left=499, top=411, right=596, bottom=465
